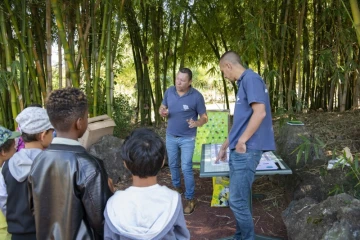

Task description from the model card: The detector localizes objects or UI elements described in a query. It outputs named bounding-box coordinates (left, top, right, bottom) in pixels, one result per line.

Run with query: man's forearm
left=196, top=114, right=208, bottom=127
left=238, top=109, right=265, bottom=144
left=221, top=139, right=229, bottom=151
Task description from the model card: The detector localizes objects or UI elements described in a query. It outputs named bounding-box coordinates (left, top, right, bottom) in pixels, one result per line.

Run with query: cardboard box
left=79, top=115, right=116, bottom=149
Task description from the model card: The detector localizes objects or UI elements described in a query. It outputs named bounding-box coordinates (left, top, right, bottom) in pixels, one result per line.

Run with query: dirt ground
left=116, top=109, right=360, bottom=240
left=158, top=167, right=289, bottom=240
left=116, top=166, right=289, bottom=239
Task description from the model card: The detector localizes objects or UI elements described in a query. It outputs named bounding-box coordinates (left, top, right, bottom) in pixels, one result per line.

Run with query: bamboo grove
left=0, top=0, right=359, bottom=129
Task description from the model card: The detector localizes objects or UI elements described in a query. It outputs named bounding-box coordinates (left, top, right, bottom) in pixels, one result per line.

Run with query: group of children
left=0, top=87, right=190, bottom=240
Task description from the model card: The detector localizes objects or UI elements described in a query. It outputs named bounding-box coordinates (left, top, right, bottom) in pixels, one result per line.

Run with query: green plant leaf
left=296, top=145, right=304, bottom=165
left=354, top=154, right=358, bottom=170
left=304, top=144, right=310, bottom=163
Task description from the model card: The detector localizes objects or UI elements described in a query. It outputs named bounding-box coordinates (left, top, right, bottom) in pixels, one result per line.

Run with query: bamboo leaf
left=315, top=137, right=325, bottom=147
left=354, top=154, right=359, bottom=170
left=314, top=146, right=319, bottom=159
left=296, top=145, right=304, bottom=165
left=304, top=144, right=310, bottom=163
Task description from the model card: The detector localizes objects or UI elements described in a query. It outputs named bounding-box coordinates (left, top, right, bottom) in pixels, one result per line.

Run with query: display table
left=200, top=144, right=292, bottom=240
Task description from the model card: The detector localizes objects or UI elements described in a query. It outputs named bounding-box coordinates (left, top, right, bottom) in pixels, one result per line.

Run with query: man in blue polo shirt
left=217, top=51, right=275, bottom=240
left=159, top=68, right=208, bottom=215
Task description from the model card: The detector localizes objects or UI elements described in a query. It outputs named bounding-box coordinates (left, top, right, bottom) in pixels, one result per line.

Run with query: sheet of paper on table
left=207, top=144, right=280, bottom=171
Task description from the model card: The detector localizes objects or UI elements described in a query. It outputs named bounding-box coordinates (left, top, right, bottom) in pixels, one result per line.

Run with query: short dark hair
left=21, top=129, right=51, bottom=143
left=0, top=139, right=15, bottom=153
left=219, top=51, right=242, bottom=65
left=27, top=103, right=42, bottom=108
left=46, top=88, right=88, bottom=132
left=121, top=128, right=166, bottom=178
left=179, top=68, right=192, bottom=81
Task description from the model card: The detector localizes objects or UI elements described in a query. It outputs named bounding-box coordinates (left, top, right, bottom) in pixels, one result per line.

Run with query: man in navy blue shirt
left=159, top=68, right=208, bottom=215
left=217, top=51, right=275, bottom=240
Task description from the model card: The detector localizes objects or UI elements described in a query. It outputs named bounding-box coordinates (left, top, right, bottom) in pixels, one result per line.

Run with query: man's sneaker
left=173, top=187, right=183, bottom=195
left=183, top=199, right=196, bottom=215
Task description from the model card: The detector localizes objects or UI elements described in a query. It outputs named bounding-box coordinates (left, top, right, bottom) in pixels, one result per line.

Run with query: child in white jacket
left=104, top=128, right=190, bottom=240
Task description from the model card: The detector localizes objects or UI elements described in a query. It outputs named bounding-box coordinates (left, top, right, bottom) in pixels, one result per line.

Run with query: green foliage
left=328, top=184, right=345, bottom=196
left=110, top=94, right=134, bottom=139
left=273, top=110, right=297, bottom=128
left=291, top=135, right=326, bottom=165
left=328, top=150, right=360, bottom=199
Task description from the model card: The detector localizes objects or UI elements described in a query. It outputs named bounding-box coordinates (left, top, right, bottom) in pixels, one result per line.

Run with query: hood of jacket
left=106, top=184, right=179, bottom=239
left=9, top=148, right=42, bottom=182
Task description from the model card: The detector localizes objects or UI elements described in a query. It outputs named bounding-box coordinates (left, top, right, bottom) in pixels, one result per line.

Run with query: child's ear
left=39, top=132, right=46, bottom=141
left=123, top=161, right=129, bottom=170
left=75, top=118, right=81, bottom=130
left=75, top=117, right=87, bottom=131
left=0, top=150, right=5, bottom=158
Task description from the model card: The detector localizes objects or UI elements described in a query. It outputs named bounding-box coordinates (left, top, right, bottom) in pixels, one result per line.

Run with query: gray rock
left=282, top=193, right=360, bottom=240
left=276, top=124, right=326, bottom=170
left=89, top=135, right=131, bottom=184
left=292, top=165, right=353, bottom=202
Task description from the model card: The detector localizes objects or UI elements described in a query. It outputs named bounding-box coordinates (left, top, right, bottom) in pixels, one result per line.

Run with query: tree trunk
left=287, top=1, right=306, bottom=112
left=150, top=2, right=162, bottom=126
left=0, top=9, right=19, bottom=127
left=51, top=0, right=79, bottom=88
left=278, top=0, right=290, bottom=110
left=46, top=0, right=52, bottom=96
left=105, top=0, right=113, bottom=117
left=162, top=13, right=173, bottom=95
left=180, top=1, right=189, bottom=69
left=353, top=47, right=360, bottom=108
left=76, top=3, right=91, bottom=96
left=172, top=12, right=181, bottom=85
left=58, top=37, right=63, bottom=89
left=350, top=0, right=360, bottom=46
left=93, top=0, right=109, bottom=116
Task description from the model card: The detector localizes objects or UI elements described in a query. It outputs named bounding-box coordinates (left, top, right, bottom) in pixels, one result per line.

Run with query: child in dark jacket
left=104, top=128, right=190, bottom=240
left=28, top=88, right=113, bottom=240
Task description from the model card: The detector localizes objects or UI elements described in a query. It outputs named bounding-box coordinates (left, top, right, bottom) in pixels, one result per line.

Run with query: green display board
left=193, top=110, right=230, bottom=168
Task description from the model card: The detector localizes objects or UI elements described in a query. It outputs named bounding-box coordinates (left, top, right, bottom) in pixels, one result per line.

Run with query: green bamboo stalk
left=46, top=0, right=52, bottom=95
left=350, top=0, right=360, bottom=46
left=20, top=0, right=30, bottom=106
left=106, top=0, right=113, bottom=117
left=0, top=92, right=6, bottom=127
left=30, top=5, right=47, bottom=78
left=0, top=28, right=9, bottom=128
left=28, top=28, right=47, bottom=103
left=10, top=83, right=18, bottom=129
left=76, top=4, right=91, bottom=96
left=3, top=0, right=40, bottom=103
left=0, top=11, right=11, bottom=71
left=0, top=9, right=18, bottom=127
left=51, top=0, right=79, bottom=87
left=27, top=26, right=41, bottom=104
left=94, top=0, right=109, bottom=116
left=89, top=0, right=97, bottom=117
left=12, top=81, right=24, bottom=112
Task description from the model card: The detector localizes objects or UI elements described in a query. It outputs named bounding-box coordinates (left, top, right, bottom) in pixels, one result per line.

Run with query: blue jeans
left=229, top=149, right=262, bottom=240
left=166, top=134, right=195, bottom=200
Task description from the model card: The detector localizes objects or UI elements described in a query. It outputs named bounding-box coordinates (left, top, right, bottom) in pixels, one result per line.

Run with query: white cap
left=16, top=107, right=54, bottom=134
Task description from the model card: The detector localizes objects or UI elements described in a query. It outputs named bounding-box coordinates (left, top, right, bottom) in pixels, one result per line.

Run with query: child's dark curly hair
left=46, top=88, right=88, bottom=132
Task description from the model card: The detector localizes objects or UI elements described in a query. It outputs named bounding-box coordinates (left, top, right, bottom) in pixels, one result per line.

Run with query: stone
left=275, top=124, right=326, bottom=171
left=292, top=164, right=353, bottom=202
left=282, top=193, right=360, bottom=240
left=89, top=135, right=131, bottom=184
